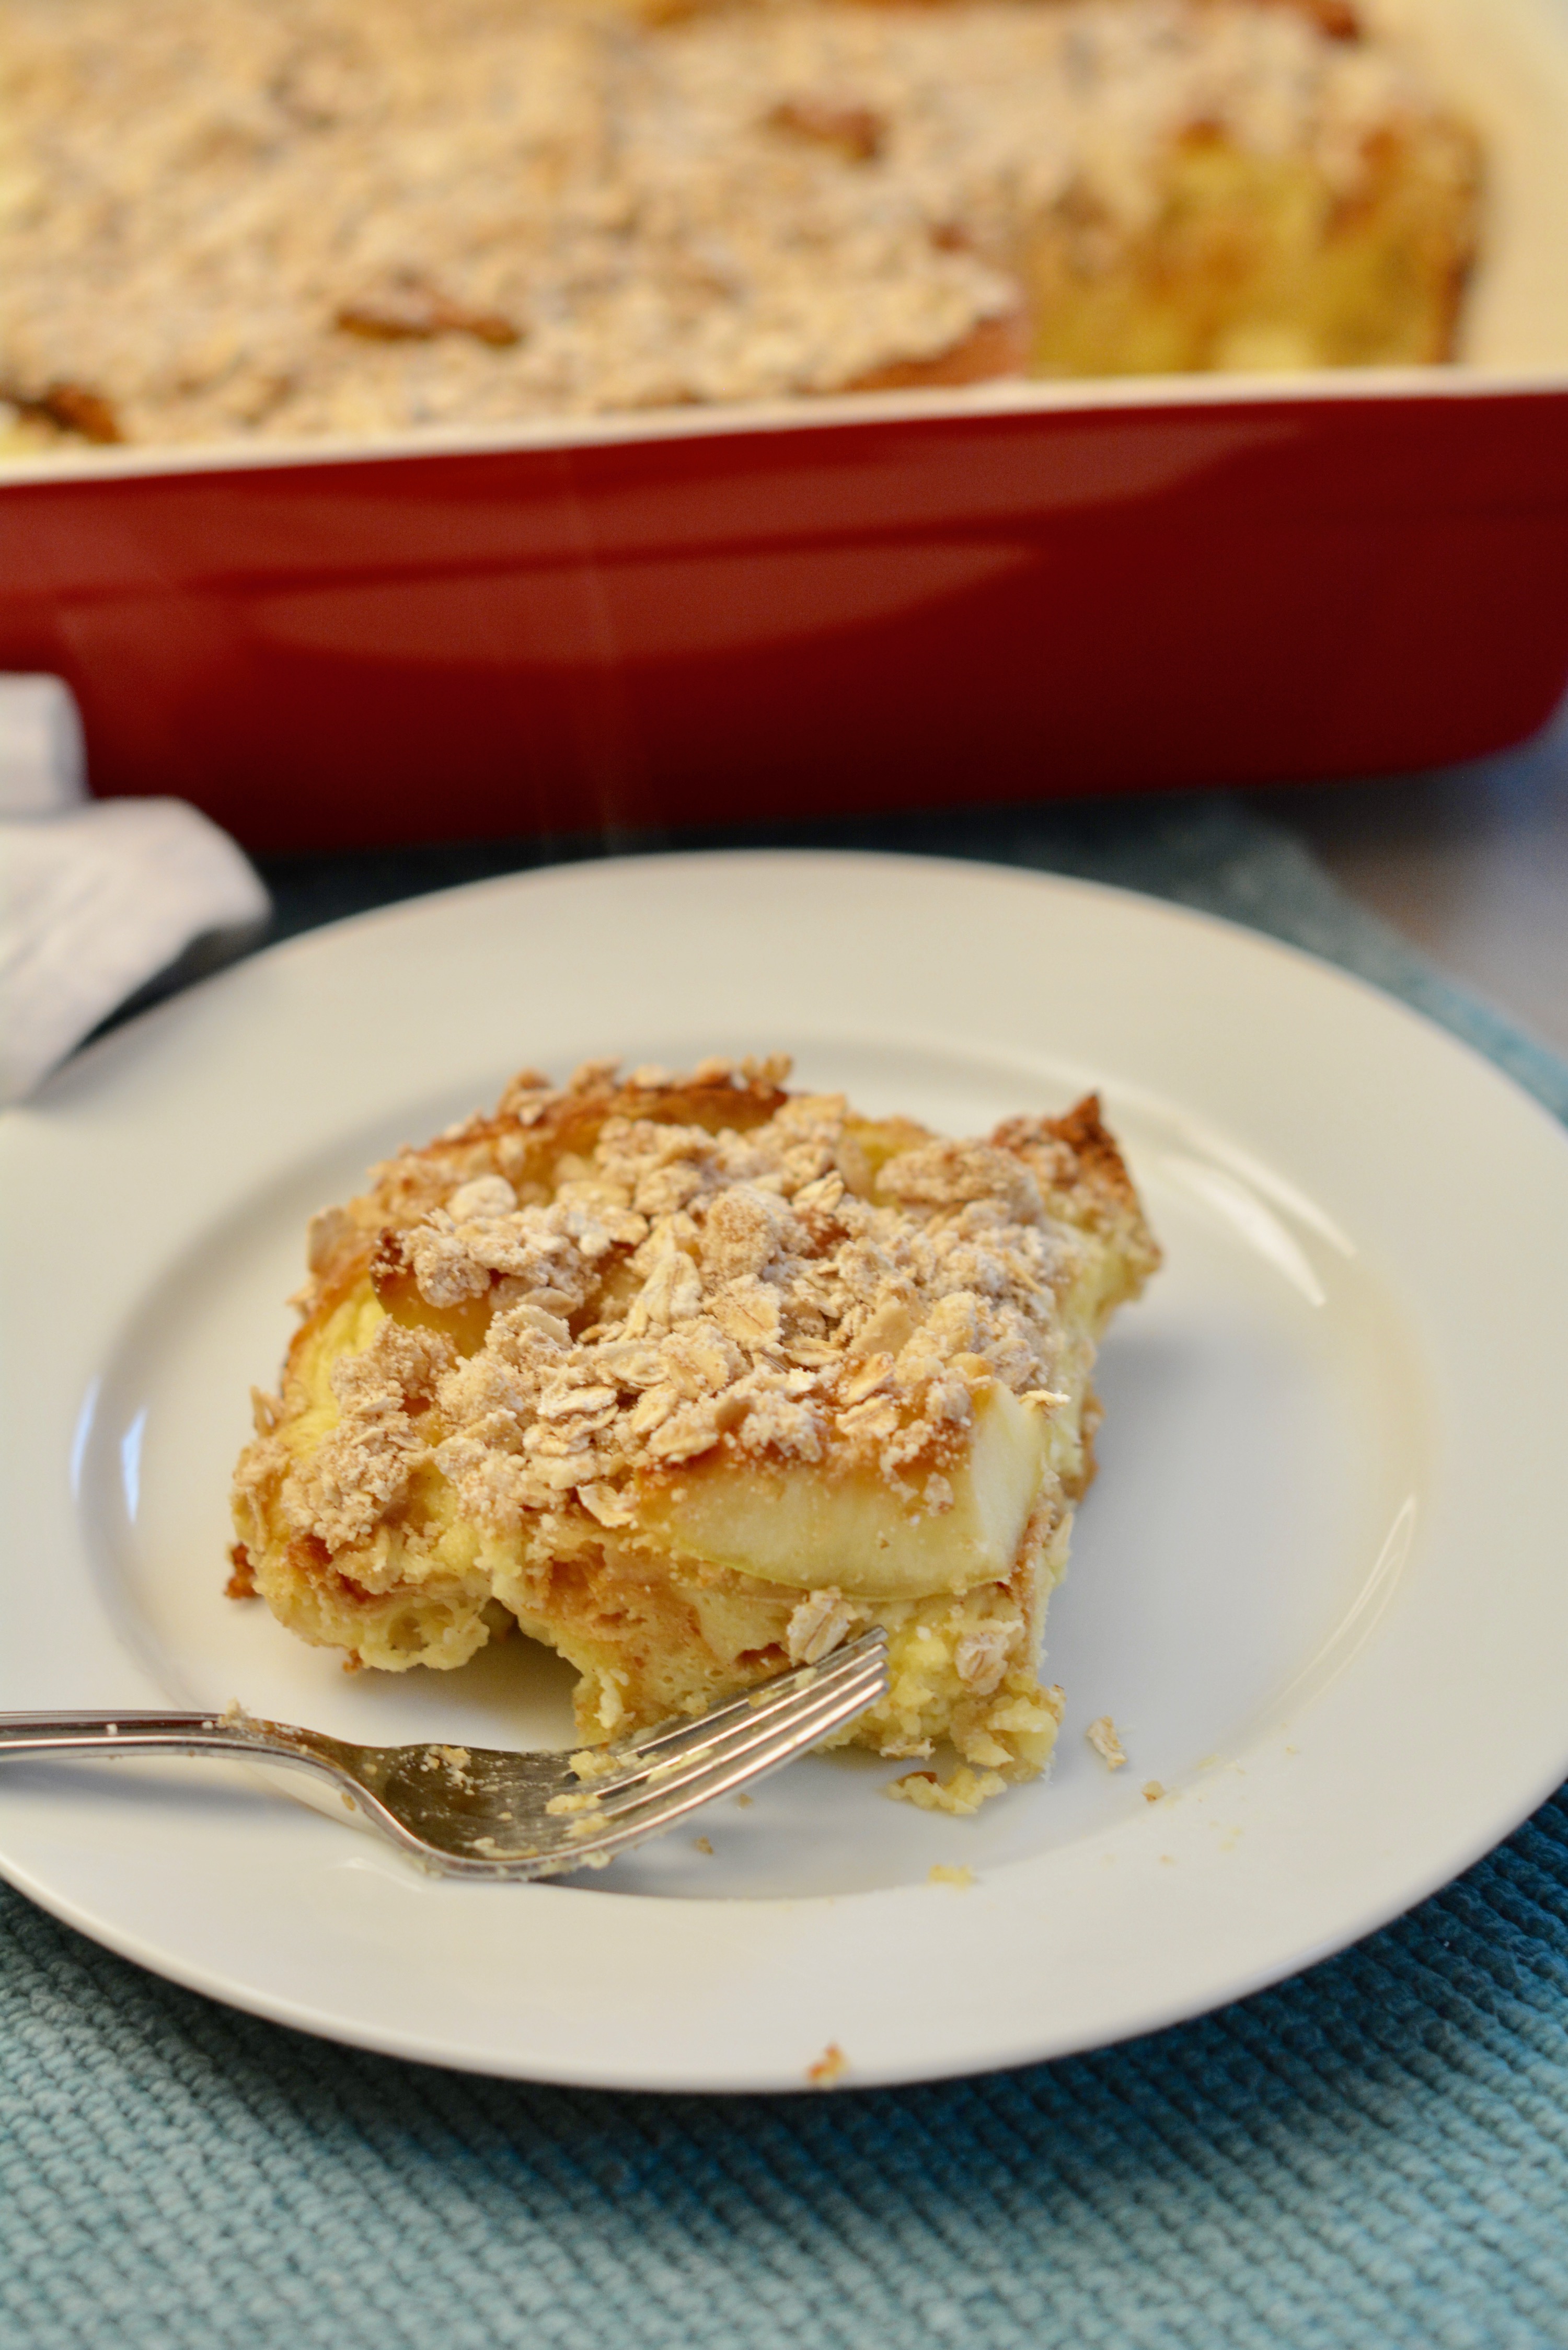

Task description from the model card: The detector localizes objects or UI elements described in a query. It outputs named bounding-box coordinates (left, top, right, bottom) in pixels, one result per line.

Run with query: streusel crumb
left=1086, top=1714, right=1128, bottom=1769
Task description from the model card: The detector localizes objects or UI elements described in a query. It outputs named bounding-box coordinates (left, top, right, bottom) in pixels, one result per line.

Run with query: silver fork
left=0, top=1628, right=888, bottom=1879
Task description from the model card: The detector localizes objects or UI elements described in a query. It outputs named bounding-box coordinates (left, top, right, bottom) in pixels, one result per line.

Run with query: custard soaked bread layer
left=232, top=1058, right=1159, bottom=1810
left=0, top=0, right=1479, bottom=452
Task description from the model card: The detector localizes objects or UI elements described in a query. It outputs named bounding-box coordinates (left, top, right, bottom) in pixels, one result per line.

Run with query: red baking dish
left=3, top=3, right=1566, bottom=852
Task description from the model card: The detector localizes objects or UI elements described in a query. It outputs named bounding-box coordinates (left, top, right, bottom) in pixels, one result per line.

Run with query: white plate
left=4, top=851, right=1568, bottom=2091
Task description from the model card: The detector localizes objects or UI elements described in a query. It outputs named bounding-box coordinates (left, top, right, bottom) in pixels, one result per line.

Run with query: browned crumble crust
left=232, top=1055, right=1159, bottom=1799
left=225, top=1543, right=258, bottom=1600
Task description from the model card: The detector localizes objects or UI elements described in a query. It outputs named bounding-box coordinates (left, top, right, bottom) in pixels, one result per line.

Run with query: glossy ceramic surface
left=3, top=382, right=1567, bottom=848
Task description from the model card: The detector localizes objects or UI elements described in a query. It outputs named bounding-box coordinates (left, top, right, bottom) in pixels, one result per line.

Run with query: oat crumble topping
left=235, top=1056, right=1126, bottom=1548
left=0, top=0, right=1467, bottom=447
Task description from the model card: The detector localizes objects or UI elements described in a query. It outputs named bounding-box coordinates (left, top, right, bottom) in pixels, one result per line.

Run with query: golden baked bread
left=0, top=0, right=1479, bottom=453
left=231, top=1057, right=1159, bottom=1810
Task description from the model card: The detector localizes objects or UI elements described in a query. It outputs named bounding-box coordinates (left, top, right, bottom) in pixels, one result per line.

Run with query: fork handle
left=0, top=1709, right=339, bottom=1773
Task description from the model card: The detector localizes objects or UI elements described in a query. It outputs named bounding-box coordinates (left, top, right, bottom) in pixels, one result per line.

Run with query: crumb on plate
left=807, top=2042, right=850, bottom=2087
left=1085, top=1713, right=1127, bottom=1770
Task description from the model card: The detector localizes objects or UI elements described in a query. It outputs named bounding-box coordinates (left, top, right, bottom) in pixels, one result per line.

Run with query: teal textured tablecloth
left=4, top=795, right=1566, bottom=2350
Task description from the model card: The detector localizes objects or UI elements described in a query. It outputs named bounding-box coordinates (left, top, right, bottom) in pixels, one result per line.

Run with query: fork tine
left=540, top=1654, right=886, bottom=1872
left=571, top=1649, right=887, bottom=1823
left=589, top=1629, right=888, bottom=1795
left=594, top=1674, right=885, bottom=1833
left=622, top=1627, right=887, bottom=1753
left=547, top=1654, right=886, bottom=1846
left=586, top=1648, right=889, bottom=1823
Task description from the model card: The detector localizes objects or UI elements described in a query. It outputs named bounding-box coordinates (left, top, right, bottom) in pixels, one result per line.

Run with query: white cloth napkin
left=0, top=673, right=87, bottom=814
left=1, top=675, right=270, bottom=1103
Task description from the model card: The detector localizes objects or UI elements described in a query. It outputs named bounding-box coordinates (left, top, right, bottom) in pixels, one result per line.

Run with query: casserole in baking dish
left=0, top=0, right=1564, bottom=846
left=0, top=0, right=1482, bottom=443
